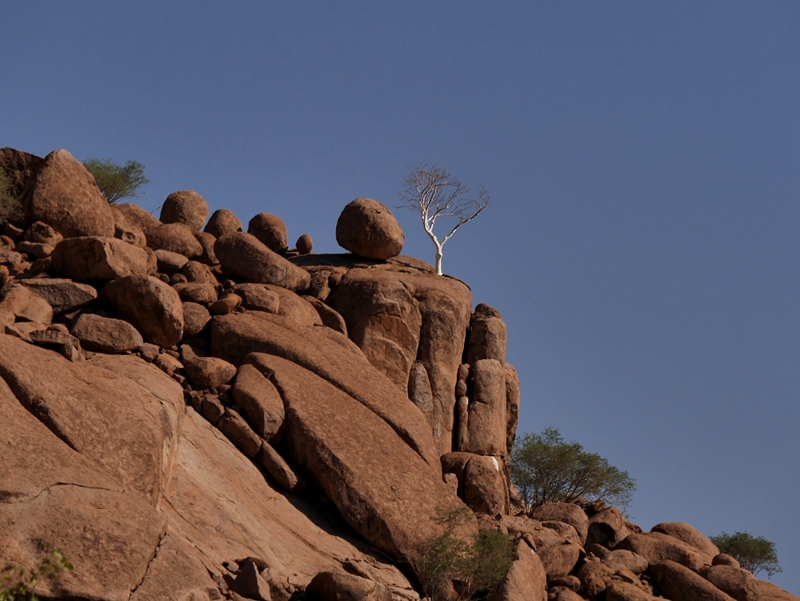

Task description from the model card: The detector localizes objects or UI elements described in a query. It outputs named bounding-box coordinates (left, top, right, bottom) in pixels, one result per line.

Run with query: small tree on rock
left=709, top=531, right=781, bottom=577
left=0, top=168, right=23, bottom=225
left=510, top=427, right=635, bottom=513
left=399, top=164, right=490, bottom=275
left=82, top=158, right=150, bottom=204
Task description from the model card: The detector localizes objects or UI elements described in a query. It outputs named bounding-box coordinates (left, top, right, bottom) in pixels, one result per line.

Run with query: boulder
left=209, top=293, right=242, bottom=315
left=182, top=346, right=236, bottom=388
left=305, top=571, right=392, bottom=601
left=408, top=361, right=434, bottom=426
left=155, top=249, right=189, bottom=274
left=234, top=282, right=281, bottom=313
left=194, top=230, right=218, bottom=264
left=489, top=540, right=547, bottom=601
left=231, top=362, right=285, bottom=440
left=700, top=565, right=760, bottom=601
left=234, top=558, right=272, bottom=601
left=466, top=304, right=507, bottom=365
left=182, top=301, right=211, bottom=337
left=463, top=359, right=508, bottom=456
left=586, top=506, right=630, bottom=548
left=217, top=409, right=262, bottom=458
left=760, top=581, right=800, bottom=601
left=0, top=284, right=53, bottom=323
left=17, top=278, right=97, bottom=314
left=160, top=190, right=209, bottom=232
left=296, top=233, right=313, bottom=254
left=530, top=503, right=589, bottom=545
left=505, top=364, right=520, bottom=452
left=103, top=275, right=184, bottom=347
left=714, top=554, right=741, bottom=568
left=257, top=442, right=303, bottom=493
left=147, top=222, right=204, bottom=258
left=304, top=296, right=347, bottom=335
left=110, top=205, right=147, bottom=247
left=51, top=236, right=151, bottom=281
left=215, top=232, right=310, bottom=292
left=0, top=147, right=43, bottom=197
left=617, top=531, right=713, bottom=572
left=605, top=581, right=662, bottom=601
left=71, top=313, right=144, bottom=353
left=174, top=281, right=218, bottom=304
left=651, top=522, right=720, bottom=557
left=205, top=208, right=243, bottom=238
left=462, top=454, right=507, bottom=515
left=537, top=542, right=582, bottom=580
left=576, top=557, right=613, bottom=597
left=181, top=260, right=218, bottom=285
left=115, top=202, right=162, bottom=234
left=244, top=352, right=470, bottom=560
left=335, top=198, right=404, bottom=260
left=248, top=212, right=289, bottom=254
left=24, top=149, right=115, bottom=237
left=649, top=560, right=738, bottom=601
left=551, top=590, right=585, bottom=601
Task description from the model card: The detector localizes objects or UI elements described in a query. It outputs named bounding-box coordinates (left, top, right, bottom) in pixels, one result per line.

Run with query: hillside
left=0, top=147, right=797, bottom=601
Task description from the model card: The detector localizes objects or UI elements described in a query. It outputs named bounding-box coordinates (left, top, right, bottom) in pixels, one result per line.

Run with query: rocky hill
left=0, top=147, right=796, bottom=601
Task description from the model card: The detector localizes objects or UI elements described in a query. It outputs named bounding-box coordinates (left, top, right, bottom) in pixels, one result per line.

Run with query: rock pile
left=0, top=147, right=796, bottom=601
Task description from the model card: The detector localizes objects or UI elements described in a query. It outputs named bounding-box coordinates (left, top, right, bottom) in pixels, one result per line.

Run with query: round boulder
left=204, top=208, right=242, bottom=238
left=248, top=212, right=288, bottom=254
left=335, top=198, right=403, bottom=260
left=160, top=190, right=209, bottom=232
left=295, top=233, right=313, bottom=255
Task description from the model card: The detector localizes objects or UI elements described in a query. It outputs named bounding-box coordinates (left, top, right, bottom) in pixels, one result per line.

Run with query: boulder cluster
left=0, top=147, right=795, bottom=601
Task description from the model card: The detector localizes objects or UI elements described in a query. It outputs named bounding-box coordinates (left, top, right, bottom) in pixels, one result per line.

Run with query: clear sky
left=3, top=2, right=798, bottom=590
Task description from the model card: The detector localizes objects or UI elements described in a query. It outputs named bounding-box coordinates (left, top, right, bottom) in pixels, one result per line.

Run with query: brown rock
left=23, top=220, right=63, bottom=246
left=651, top=522, right=720, bottom=557
left=408, top=362, right=434, bottom=424
left=586, top=506, right=630, bottom=548
left=550, top=575, right=581, bottom=591
left=489, top=540, right=547, bottom=601
left=210, top=293, right=242, bottom=315
left=599, top=548, right=649, bottom=574
left=182, top=301, right=211, bottom=337
left=218, top=409, right=263, bottom=458
left=530, top=503, right=589, bottom=545
left=305, top=571, right=391, bottom=601
left=304, top=296, right=347, bottom=335
left=650, top=560, right=738, bottom=601
left=0, top=147, right=43, bottom=197
left=538, top=542, right=582, bottom=580
left=202, top=395, right=225, bottom=425
left=51, top=236, right=151, bottom=281
left=551, top=589, right=585, bottom=601
left=335, top=198, right=404, bottom=260
left=215, top=232, right=310, bottom=292
left=103, top=275, right=184, bottom=347
left=462, top=454, right=507, bottom=515
left=505, top=363, right=520, bottom=452
left=194, top=230, right=218, bottom=264
left=24, top=149, right=115, bottom=237
left=0, top=284, right=53, bottom=323
left=617, top=531, right=713, bottom=572
left=265, top=285, right=321, bottom=327
left=466, top=305, right=507, bottom=365
left=760, top=581, right=800, bottom=601
left=160, top=190, right=208, bottom=232
left=257, top=442, right=302, bottom=492
left=182, top=259, right=218, bottom=285
left=248, top=212, right=289, bottom=254
left=234, top=282, right=281, bottom=313
left=147, top=222, right=204, bottom=258
left=249, top=352, right=469, bottom=560
left=182, top=348, right=237, bottom=388
left=234, top=558, right=273, bottom=601
left=115, top=202, right=162, bottom=234
left=713, top=554, right=741, bottom=568
left=155, top=249, right=189, bottom=274
left=71, top=313, right=144, bottom=353
left=232, top=362, right=285, bottom=440
left=296, top=233, right=313, bottom=254
left=174, top=281, right=218, bottom=304
left=700, top=565, right=760, bottom=601
left=605, top=581, right=661, bottom=601
left=110, top=205, right=147, bottom=247
left=577, top=557, right=613, bottom=597
left=18, top=278, right=97, bottom=314
left=205, top=208, right=243, bottom=238
left=463, top=359, right=508, bottom=456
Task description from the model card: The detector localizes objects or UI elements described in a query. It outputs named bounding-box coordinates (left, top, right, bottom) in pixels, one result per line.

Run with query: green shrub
left=413, top=506, right=516, bottom=601
left=0, top=167, right=23, bottom=226
left=82, top=158, right=150, bottom=204
left=0, top=547, right=72, bottom=601
left=709, top=531, right=781, bottom=577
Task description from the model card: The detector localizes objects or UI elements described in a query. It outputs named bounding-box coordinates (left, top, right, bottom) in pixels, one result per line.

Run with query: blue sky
left=3, top=2, right=799, bottom=590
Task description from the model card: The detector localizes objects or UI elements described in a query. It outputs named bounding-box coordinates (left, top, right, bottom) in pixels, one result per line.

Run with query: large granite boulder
left=649, top=560, right=737, bottom=601
left=248, top=212, right=288, bottom=254
left=489, top=539, right=547, bottom=601
left=24, top=149, right=115, bottom=237
left=160, top=190, right=209, bottom=232
left=651, top=522, right=720, bottom=557
left=16, top=278, right=97, bottom=314
left=147, top=222, right=204, bottom=258
left=335, top=198, right=404, bottom=260
left=51, top=236, right=151, bottom=281
left=617, top=531, right=713, bottom=572
left=115, top=202, right=162, bottom=235
left=0, top=147, right=43, bottom=198
left=215, top=231, right=310, bottom=292
left=204, top=208, right=242, bottom=238
left=103, top=275, right=184, bottom=347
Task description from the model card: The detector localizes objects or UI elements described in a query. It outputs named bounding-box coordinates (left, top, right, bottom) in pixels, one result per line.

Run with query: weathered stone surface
left=760, top=581, right=800, bottom=601
left=408, top=361, right=434, bottom=426
left=596, top=548, right=649, bottom=574
left=489, top=540, right=547, bottom=601
left=24, top=149, right=115, bottom=237
left=182, top=345, right=236, bottom=388
left=234, top=558, right=272, bottom=601
left=183, top=301, right=211, bottom=337
left=650, top=560, right=737, bottom=601
left=257, top=442, right=302, bottom=493
left=0, top=147, right=43, bottom=197
left=530, top=503, right=589, bottom=545
left=336, top=198, right=404, bottom=260
left=539, top=542, right=582, bottom=580
left=155, top=248, right=189, bottom=274
left=0, top=284, right=53, bottom=323
left=462, top=454, right=507, bottom=515
left=103, top=275, right=184, bottom=347
left=110, top=205, right=148, bottom=247
left=618, top=531, right=712, bottom=572
left=211, top=313, right=440, bottom=469
left=248, top=352, right=471, bottom=560
left=234, top=282, right=281, bottom=313
left=700, top=565, right=760, bottom=601
left=218, top=409, right=262, bottom=458
left=505, top=363, right=520, bottom=452
left=466, top=304, right=507, bottom=365
left=72, top=313, right=144, bottom=353
left=586, top=506, right=630, bottom=548
left=23, top=220, right=63, bottom=247
left=232, top=362, right=285, bottom=440
left=182, top=260, right=218, bottom=285
left=605, top=581, right=661, bottom=601
left=215, top=232, right=310, bottom=292
left=577, top=557, right=613, bottom=597
left=463, top=359, right=507, bottom=455
left=296, top=233, right=313, bottom=254
left=115, top=202, right=162, bottom=235
left=248, top=212, right=288, bottom=254
left=551, top=590, right=585, bottom=601
left=17, top=277, right=97, bottom=314
left=652, top=522, right=720, bottom=557
left=714, top=554, right=741, bottom=568
left=161, top=190, right=209, bottom=232
left=147, top=222, right=204, bottom=258
left=304, top=295, right=347, bottom=334
left=305, top=571, right=392, bottom=601
left=52, top=236, right=151, bottom=281
left=210, top=293, right=242, bottom=315
left=174, top=281, right=218, bottom=304
left=205, top=208, right=243, bottom=238
left=194, top=231, right=218, bottom=264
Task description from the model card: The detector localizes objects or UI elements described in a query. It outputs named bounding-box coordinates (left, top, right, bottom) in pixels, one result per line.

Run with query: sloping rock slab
left=210, top=312, right=440, bottom=468
left=249, top=352, right=471, bottom=561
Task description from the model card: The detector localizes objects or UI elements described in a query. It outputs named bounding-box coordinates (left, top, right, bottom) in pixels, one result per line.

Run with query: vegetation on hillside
left=0, top=547, right=72, bottom=601
left=710, top=531, right=781, bottom=577
left=82, top=158, right=150, bottom=204
left=0, top=167, right=23, bottom=225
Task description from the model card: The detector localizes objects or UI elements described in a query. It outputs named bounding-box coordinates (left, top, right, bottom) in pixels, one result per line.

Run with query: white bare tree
left=399, top=164, right=491, bottom=275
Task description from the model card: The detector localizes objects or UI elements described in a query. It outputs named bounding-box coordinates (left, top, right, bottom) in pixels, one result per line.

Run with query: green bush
left=413, top=506, right=516, bottom=601
left=82, top=158, right=150, bottom=204
left=709, top=531, right=781, bottom=577
left=0, top=547, right=72, bottom=601
left=0, top=167, right=23, bottom=226
left=510, top=427, right=635, bottom=512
